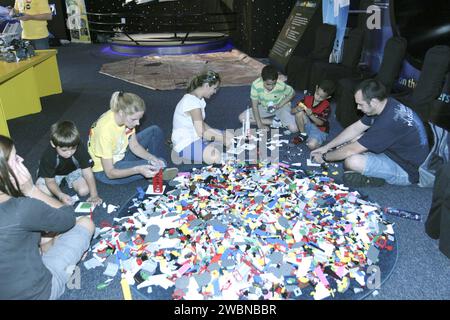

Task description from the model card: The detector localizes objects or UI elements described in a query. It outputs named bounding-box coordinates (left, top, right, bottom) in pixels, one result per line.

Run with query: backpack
left=418, top=123, right=449, bottom=187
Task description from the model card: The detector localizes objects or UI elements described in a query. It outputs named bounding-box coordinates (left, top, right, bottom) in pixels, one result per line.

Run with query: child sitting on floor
left=238, top=64, right=297, bottom=132
left=291, top=79, right=335, bottom=150
left=172, top=70, right=233, bottom=164
left=88, top=91, right=178, bottom=184
left=36, top=120, right=102, bottom=206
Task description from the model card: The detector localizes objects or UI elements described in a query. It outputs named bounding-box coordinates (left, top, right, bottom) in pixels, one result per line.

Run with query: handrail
left=88, top=20, right=236, bottom=27
left=88, top=28, right=232, bottom=41
left=86, top=12, right=237, bottom=17
left=86, top=10, right=238, bottom=42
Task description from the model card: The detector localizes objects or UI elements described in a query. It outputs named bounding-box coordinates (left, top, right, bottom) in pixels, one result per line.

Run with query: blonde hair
left=110, top=91, right=146, bottom=115
left=187, top=70, right=221, bottom=93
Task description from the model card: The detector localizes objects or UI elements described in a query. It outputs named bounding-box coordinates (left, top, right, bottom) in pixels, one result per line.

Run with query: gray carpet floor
left=7, top=43, right=450, bottom=300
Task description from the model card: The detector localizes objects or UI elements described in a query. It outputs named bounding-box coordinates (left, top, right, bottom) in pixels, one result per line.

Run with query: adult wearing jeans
left=88, top=91, right=177, bottom=185
left=13, top=0, right=52, bottom=50
left=311, top=79, right=429, bottom=187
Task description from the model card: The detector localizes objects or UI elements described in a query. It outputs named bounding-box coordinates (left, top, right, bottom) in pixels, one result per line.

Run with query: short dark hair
left=50, top=121, right=80, bottom=148
left=355, top=79, right=387, bottom=104
left=261, top=65, right=279, bottom=81
left=318, top=79, right=335, bottom=96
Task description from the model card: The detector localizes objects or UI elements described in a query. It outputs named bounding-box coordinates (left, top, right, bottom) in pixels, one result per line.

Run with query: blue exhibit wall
left=322, top=0, right=349, bottom=63
left=361, top=0, right=449, bottom=103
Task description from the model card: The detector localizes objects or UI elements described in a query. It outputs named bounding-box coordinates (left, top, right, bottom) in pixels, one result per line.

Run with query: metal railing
left=86, top=11, right=238, bottom=45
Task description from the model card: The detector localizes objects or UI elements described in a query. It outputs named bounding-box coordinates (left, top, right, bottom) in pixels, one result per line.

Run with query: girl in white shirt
left=171, top=71, right=233, bottom=164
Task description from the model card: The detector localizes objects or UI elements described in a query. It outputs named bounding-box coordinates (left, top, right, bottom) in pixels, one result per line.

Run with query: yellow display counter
left=0, top=50, right=62, bottom=137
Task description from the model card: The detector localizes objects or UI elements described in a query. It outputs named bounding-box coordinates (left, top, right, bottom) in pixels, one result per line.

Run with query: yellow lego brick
left=180, top=224, right=191, bottom=235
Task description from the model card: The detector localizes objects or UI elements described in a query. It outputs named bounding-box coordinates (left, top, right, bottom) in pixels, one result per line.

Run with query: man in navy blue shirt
left=311, top=79, right=429, bottom=187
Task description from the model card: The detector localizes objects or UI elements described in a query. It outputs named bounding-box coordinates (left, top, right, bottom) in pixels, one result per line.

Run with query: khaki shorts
left=247, top=103, right=297, bottom=128
left=36, top=168, right=83, bottom=189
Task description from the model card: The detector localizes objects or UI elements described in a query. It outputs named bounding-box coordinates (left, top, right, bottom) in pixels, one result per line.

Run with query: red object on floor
left=153, top=169, right=163, bottom=193
left=291, top=136, right=304, bottom=145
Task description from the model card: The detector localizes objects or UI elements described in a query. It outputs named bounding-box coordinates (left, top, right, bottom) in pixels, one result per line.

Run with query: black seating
left=307, top=28, right=365, bottom=92
left=286, top=23, right=336, bottom=91
left=356, top=0, right=374, bottom=51
left=335, top=36, right=407, bottom=128
left=396, top=45, right=450, bottom=122
left=429, top=98, right=450, bottom=132
left=425, top=162, right=450, bottom=259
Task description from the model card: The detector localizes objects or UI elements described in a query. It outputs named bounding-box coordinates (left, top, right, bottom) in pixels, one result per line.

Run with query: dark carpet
left=7, top=43, right=450, bottom=300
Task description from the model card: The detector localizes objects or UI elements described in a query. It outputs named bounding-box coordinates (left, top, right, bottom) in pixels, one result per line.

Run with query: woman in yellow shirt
left=88, top=91, right=177, bottom=185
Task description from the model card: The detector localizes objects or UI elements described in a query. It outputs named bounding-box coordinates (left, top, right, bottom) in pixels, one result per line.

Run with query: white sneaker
left=271, top=117, right=282, bottom=128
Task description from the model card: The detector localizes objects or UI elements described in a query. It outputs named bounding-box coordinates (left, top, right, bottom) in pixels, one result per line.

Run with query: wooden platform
left=99, top=49, right=279, bottom=91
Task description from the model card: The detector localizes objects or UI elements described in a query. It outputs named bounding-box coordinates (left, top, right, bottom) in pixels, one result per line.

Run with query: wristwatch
left=321, top=153, right=328, bottom=162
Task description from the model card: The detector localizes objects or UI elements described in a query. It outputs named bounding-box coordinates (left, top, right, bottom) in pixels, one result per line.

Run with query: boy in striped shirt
left=239, top=65, right=298, bottom=133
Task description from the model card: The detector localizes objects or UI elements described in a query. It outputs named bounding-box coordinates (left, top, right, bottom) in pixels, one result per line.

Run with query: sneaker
left=165, top=137, right=173, bottom=148
left=291, top=136, right=303, bottom=144
left=291, top=132, right=308, bottom=144
left=271, top=117, right=282, bottom=129
left=162, top=167, right=179, bottom=181
left=343, top=171, right=385, bottom=187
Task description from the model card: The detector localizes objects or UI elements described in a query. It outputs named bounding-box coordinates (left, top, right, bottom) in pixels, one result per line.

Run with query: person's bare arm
left=250, top=99, right=267, bottom=130
left=81, top=168, right=102, bottom=206
left=19, top=12, right=52, bottom=21
left=312, top=120, right=369, bottom=155
left=128, top=134, right=157, bottom=162
left=304, top=108, right=325, bottom=126
left=12, top=161, right=64, bottom=208
left=188, top=109, right=232, bottom=146
left=100, top=157, right=157, bottom=179
left=44, top=177, right=72, bottom=205
left=188, top=109, right=219, bottom=141
left=274, top=90, right=295, bottom=110
left=313, top=141, right=367, bottom=164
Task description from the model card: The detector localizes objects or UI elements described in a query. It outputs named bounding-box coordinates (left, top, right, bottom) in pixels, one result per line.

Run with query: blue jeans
left=178, top=139, right=211, bottom=164
left=363, top=152, right=411, bottom=186
left=94, top=125, right=167, bottom=185
left=27, top=37, right=50, bottom=50
left=304, top=116, right=328, bottom=146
